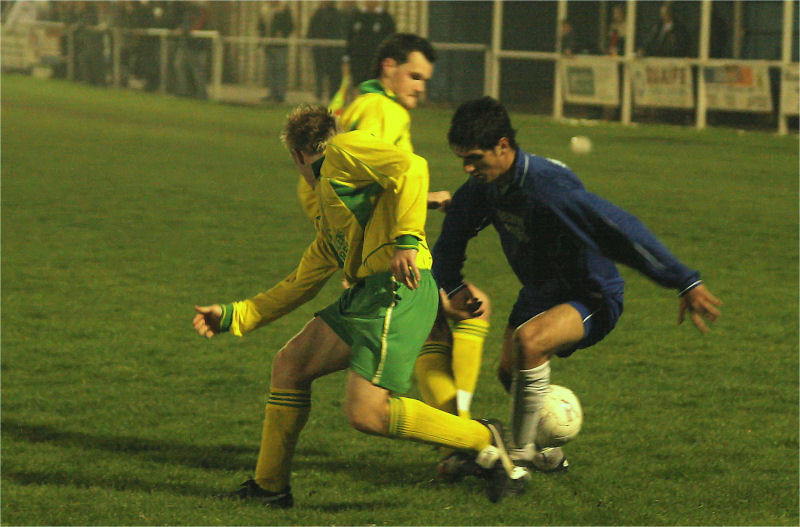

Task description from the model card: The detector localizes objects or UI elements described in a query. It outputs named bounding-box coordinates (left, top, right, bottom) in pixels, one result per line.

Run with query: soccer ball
left=536, top=384, right=583, bottom=448
left=569, top=135, right=593, bottom=154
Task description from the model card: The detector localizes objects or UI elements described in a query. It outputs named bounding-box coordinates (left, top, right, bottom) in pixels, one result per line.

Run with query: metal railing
left=2, top=19, right=796, bottom=134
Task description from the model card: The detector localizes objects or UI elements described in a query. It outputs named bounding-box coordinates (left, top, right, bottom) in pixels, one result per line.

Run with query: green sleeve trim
left=219, top=303, right=234, bottom=333
left=395, top=234, right=419, bottom=250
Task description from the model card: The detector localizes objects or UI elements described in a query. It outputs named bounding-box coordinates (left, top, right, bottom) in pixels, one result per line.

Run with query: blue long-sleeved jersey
left=432, top=149, right=700, bottom=304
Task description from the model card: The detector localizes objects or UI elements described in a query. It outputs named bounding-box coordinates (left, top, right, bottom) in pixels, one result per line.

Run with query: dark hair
left=372, top=33, right=437, bottom=79
left=281, top=104, right=338, bottom=154
left=448, top=96, right=518, bottom=151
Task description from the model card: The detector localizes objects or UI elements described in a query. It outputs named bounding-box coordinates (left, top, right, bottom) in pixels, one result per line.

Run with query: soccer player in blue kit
left=432, top=97, right=722, bottom=479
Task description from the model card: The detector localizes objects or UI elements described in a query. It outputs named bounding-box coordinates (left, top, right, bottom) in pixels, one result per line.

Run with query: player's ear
left=381, top=57, right=398, bottom=77
left=497, top=137, right=510, bottom=153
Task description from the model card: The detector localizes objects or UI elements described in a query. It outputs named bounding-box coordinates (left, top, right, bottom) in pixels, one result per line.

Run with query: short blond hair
left=280, top=104, right=339, bottom=154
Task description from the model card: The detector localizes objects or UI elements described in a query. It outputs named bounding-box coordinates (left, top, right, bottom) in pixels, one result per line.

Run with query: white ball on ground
left=536, top=384, right=583, bottom=447
left=570, top=135, right=593, bottom=154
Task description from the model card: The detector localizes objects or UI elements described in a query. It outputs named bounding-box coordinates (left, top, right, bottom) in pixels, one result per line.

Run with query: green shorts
left=317, top=270, right=438, bottom=394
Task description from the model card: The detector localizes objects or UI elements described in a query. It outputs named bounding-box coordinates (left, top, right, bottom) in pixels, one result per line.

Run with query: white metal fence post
left=620, top=0, right=636, bottom=125
left=4, top=13, right=796, bottom=134
left=696, top=0, right=712, bottom=130
left=212, top=31, right=223, bottom=101
left=779, top=0, right=795, bottom=135
left=489, top=0, right=503, bottom=98
left=66, top=24, right=75, bottom=81
left=553, top=0, right=568, bottom=120
left=158, top=31, right=168, bottom=94
left=483, top=48, right=493, bottom=96
left=732, top=0, right=744, bottom=59
left=112, top=27, right=122, bottom=88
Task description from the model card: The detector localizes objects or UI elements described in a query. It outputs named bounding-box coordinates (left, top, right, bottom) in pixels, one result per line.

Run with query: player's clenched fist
left=193, top=304, right=222, bottom=338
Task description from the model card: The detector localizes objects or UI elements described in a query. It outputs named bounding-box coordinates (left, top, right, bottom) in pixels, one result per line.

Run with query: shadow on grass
left=291, top=454, right=488, bottom=497
left=3, top=418, right=490, bottom=501
left=308, top=498, right=402, bottom=513
left=2, top=418, right=259, bottom=471
left=4, top=468, right=215, bottom=497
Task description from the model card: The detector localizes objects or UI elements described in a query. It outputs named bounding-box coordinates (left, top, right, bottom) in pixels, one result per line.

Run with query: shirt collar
left=357, top=79, right=398, bottom=102
left=497, top=149, right=529, bottom=193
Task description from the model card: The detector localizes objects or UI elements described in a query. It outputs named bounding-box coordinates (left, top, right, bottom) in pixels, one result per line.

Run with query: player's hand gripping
left=678, top=284, right=722, bottom=334
left=440, top=283, right=487, bottom=321
left=390, top=248, right=420, bottom=289
left=193, top=304, right=223, bottom=338
left=427, top=190, right=452, bottom=213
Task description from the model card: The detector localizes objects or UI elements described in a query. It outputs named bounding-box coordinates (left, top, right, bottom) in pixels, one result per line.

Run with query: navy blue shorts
left=508, top=287, right=623, bottom=357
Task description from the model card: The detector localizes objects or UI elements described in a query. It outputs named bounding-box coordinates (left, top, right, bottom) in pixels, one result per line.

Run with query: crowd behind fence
left=2, top=2, right=797, bottom=135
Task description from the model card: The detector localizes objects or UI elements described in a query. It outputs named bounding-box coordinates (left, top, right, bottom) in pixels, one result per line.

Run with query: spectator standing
left=50, top=2, right=76, bottom=78
left=128, top=1, right=159, bottom=91
left=96, top=2, right=117, bottom=80
left=259, top=1, right=294, bottom=103
left=151, top=1, right=181, bottom=93
left=607, top=4, right=626, bottom=56
left=173, top=1, right=209, bottom=99
left=338, top=0, right=359, bottom=36
left=307, top=1, right=343, bottom=103
left=116, top=2, right=143, bottom=87
left=639, top=1, right=692, bottom=123
left=640, top=1, right=690, bottom=57
left=344, top=1, right=395, bottom=88
left=73, top=1, right=105, bottom=85
left=559, top=19, right=577, bottom=57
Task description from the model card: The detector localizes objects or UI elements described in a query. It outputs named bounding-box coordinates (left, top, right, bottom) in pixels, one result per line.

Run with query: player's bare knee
left=512, top=324, right=551, bottom=364
left=345, top=400, right=387, bottom=435
left=270, top=345, right=308, bottom=385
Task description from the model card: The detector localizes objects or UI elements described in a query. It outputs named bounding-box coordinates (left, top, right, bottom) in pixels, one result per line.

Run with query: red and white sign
left=704, top=65, right=773, bottom=113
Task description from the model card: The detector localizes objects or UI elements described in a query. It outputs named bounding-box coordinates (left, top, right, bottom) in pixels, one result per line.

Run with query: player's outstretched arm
left=678, top=284, right=722, bottom=334
left=193, top=304, right=223, bottom=338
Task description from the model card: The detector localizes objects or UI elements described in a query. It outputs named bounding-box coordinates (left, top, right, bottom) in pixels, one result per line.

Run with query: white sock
left=456, top=389, right=473, bottom=415
left=509, top=361, right=550, bottom=461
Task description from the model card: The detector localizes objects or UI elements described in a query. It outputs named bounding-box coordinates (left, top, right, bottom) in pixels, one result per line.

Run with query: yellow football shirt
left=228, top=130, right=432, bottom=336
left=297, top=80, right=412, bottom=221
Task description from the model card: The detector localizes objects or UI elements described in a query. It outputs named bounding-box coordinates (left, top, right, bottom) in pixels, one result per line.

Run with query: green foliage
left=2, top=74, right=797, bottom=525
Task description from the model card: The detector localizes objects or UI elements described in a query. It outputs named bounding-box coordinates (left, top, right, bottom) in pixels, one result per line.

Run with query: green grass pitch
left=2, top=73, right=797, bottom=525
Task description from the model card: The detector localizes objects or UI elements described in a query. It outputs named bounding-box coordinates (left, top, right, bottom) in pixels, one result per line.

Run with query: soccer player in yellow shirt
left=192, top=105, right=524, bottom=506
left=304, top=34, right=493, bottom=430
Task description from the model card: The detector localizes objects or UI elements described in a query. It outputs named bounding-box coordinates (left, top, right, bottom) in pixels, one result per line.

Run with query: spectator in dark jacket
left=259, top=1, right=294, bottom=103
left=73, top=2, right=105, bottom=85
left=307, top=1, right=343, bottom=103
left=640, top=2, right=691, bottom=57
left=173, top=1, right=209, bottom=99
left=344, top=1, right=395, bottom=88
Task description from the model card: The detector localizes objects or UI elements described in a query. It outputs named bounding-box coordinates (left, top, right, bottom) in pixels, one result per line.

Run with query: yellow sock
left=451, top=319, right=490, bottom=418
left=387, top=397, right=491, bottom=451
left=414, top=341, right=457, bottom=414
left=254, top=388, right=311, bottom=492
